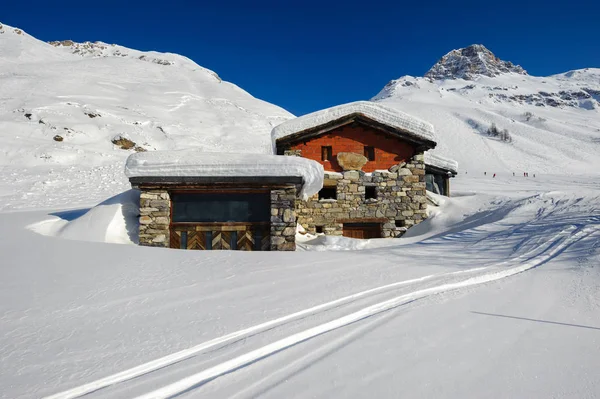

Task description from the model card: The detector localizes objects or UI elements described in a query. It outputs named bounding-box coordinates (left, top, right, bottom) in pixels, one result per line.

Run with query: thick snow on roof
left=424, top=152, right=459, bottom=174
left=271, top=101, right=436, bottom=144
left=125, top=150, right=324, bottom=199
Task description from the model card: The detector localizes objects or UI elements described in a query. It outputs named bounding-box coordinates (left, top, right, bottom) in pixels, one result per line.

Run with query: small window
left=318, top=186, right=337, bottom=200
left=321, top=146, right=332, bottom=161
left=364, top=146, right=375, bottom=161
left=315, top=225, right=324, bottom=234
left=395, top=220, right=405, bottom=228
left=365, top=186, right=377, bottom=200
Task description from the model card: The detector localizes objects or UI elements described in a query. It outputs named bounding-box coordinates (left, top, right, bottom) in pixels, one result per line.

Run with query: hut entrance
left=342, top=223, right=382, bottom=239
left=169, top=191, right=271, bottom=250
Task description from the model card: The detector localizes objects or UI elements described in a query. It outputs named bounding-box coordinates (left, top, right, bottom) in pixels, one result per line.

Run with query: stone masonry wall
left=137, top=187, right=299, bottom=251
left=139, top=189, right=170, bottom=247
left=296, top=153, right=427, bottom=238
left=270, top=186, right=298, bottom=251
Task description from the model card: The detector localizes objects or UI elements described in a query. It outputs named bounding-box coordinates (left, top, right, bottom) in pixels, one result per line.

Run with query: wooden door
left=170, top=223, right=270, bottom=251
left=342, top=223, right=382, bottom=239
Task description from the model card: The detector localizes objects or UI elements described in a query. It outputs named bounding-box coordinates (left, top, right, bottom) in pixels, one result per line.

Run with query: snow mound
left=29, top=190, right=139, bottom=244
left=125, top=151, right=324, bottom=199
left=424, top=152, right=459, bottom=174
left=271, top=101, right=436, bottom=144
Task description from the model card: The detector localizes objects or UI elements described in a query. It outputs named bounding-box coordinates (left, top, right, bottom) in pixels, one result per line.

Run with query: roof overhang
left=129, top=175, right=304, bottom=188
left=425, top=164, right=457, bottom=177
left=275, top=113, right=437, bottom=151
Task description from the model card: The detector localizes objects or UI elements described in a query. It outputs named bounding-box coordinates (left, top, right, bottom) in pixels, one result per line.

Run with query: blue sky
left=3, top=0, right=599, bottom=116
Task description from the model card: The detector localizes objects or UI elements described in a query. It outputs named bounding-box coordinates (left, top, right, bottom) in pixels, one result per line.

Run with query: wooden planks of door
left=342, top=223, right=382, bottom=239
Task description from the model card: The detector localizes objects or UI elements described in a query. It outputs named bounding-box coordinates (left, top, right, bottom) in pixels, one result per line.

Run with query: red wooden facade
left=288, top=123, right=417, bottom=173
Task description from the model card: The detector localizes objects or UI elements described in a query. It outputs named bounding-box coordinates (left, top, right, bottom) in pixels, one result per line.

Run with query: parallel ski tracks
left=45, top=225, right=596, bottom=399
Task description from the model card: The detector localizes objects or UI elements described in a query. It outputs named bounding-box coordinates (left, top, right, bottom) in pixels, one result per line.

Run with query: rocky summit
left=425, top=44, right=527, bottom=80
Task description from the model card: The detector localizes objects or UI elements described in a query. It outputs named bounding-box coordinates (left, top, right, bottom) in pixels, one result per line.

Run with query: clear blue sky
left=3, top=0, right=599, bottom=116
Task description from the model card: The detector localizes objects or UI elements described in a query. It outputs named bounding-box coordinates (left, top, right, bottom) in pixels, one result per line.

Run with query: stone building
left=272, top=101, right=442, bottom=239
left=125, top=101, right=458, bottom=250
left=125, top=151, right=323, bottom=251
left=424, top=152, right=458, bottom=197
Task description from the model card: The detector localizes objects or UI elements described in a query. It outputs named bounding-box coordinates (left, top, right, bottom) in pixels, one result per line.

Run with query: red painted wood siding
left=289, top=123, right=416, bottom=172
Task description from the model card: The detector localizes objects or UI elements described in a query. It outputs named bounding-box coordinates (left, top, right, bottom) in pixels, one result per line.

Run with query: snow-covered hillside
left=374, top=45, right=600, bottom=175
left=0, top=23, right=292, bottom=210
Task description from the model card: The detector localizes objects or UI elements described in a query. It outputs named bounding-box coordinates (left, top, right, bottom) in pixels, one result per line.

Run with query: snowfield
left=2, top=175, right=599, bottom=398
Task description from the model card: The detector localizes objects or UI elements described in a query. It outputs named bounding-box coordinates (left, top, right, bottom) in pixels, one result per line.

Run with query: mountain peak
left=425, top=44, right=527, bottom=80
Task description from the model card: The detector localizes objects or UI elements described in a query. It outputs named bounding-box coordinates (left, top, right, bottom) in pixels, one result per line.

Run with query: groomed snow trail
left=132, top=225, right=595, bottom=399
left=43, top=220, right=597, bottom=399
left=44, top=267, right=488, bottom=399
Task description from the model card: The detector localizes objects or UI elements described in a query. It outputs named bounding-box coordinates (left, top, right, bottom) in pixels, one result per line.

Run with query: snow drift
left=29, top=190, right=139, bottom=244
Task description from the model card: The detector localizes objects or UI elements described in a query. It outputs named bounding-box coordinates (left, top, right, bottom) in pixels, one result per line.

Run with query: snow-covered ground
left=2, top=174, right=599, bottom=398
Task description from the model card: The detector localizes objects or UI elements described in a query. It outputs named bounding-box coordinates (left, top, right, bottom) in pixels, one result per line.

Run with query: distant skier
left=513, top=172, right=515, bottom=176
left=484, top=172, right=487, bottom=176
left=493, top=173, right=496, bottom=178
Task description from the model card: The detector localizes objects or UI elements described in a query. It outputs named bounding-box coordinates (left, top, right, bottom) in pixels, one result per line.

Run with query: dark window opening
left=254, top=230, right=262, bottom=251
left=322, top=146, right=332, bottom=161
left=230, top=231, right=238, bottom=250
left=364, top=146, right=375, bottom=161
left=171, top=193, right=270, bottom=223
left=365, top=186, right=377, bottom=200
left=318, top=186, right=337, bottom=200
left=315, top=225, right=324, bottom=234
left=180, top=231, right=188, bottom=249
left=395, top=220, right=405, bottom=228
left=425, top=173, right=448, bottom=196
left=276, top=147, right=285, bottom=155
left=206, top=231, right=213, bottom=250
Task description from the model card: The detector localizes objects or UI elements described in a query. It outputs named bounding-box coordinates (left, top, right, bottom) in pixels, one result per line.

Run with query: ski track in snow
left=44, top=224, right=596, bottom=399
left=133, top=225, right=595, bottom=399
left=43, top=267, right=484, bottom=399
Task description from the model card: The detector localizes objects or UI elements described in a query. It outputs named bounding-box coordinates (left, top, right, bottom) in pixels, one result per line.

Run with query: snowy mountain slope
left=374, top=45, right=600, bottom=175
left=0, top=23, right=292, bottom=210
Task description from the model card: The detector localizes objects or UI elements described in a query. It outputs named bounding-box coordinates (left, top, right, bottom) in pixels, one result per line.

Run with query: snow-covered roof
left=271, top=101, right=436, bottom=145
left=125, top=150, right=324, bottom=199
left=424, top=152, right=459, bottom=175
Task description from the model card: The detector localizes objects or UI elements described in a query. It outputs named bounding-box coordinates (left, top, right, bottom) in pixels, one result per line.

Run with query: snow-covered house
left=273, top=101, right=450, bottom=238
left=125, top=151, right=323, bottom=251
left=424, top=152, right=458, bottom=196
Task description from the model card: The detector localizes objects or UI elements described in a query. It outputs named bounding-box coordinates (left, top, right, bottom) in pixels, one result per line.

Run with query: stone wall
left=137, top=186, right=299, bottom=251
left=296, top=153, right=427, bottom=238
left=138, top=189, right=170, bottom=247
left=270, top=186, right=298, bottom=251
